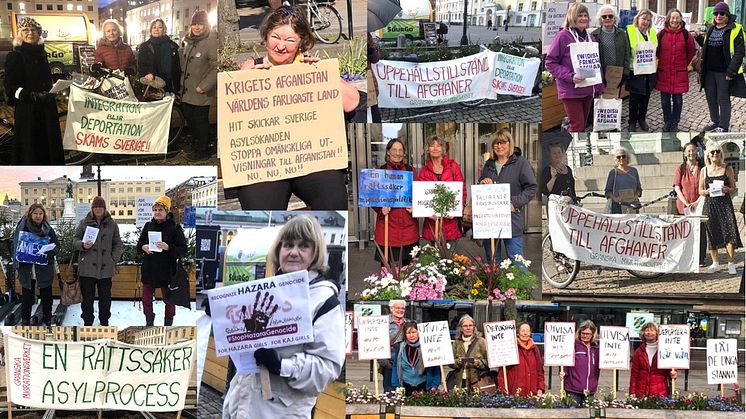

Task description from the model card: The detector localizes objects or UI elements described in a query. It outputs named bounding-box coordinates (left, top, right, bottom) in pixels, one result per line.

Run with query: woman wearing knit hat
left=94, top=19, right=137, bottom=73
left=180, top=10, right=218, bottom=160
left=699, top=1, right=745, bottom=132
left=3, top=17, right=64, bottom=164
left=136, top=195, right=188, bottom=326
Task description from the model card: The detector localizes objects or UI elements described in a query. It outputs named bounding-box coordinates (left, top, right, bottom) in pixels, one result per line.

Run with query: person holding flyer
left=604, top=147, right=642, bottom=214
left=391, top=321, right=442, bottom=395
left=559, top=320, right=600, bottom=404
left=449, top=314, right=489, bottom=389
left=546, top=3, right=603, bottom=133
left=591, top=6, right=630, bottom=96
left=656, top=9, right=696, bottom=132
left=629, top=322, right=678, bottom=397
left=136, top=195, right=187, bottom=326
left=625, top=9, right=658, bottom=132
left=673, top=143, right=707, bottom=266
left=12, top=203, right=58, bottom=326
left=497, top=322, right=545, bottom=396
left=223, top=215, right=344, bottom=419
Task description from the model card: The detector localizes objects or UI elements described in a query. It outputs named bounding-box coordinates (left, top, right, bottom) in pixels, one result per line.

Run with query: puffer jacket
left=373, top=162, right=419, bottom=248
left=94, top=37, right=136, bottom=73
left=563, top=338, right=600, bottom=395
left=497, top=339, right=545, bottom=396
left=74, top=211, right=123, bottom=279
left=416, top=155, right=466, bottom=242
left=12, top=217, right=58, bottom=289
left=479, top=155, right=538, bottom=238
left=179, top=31, right=218, bottom=106
left=629, top=342, right=671, bottom=397
left=656, top=26, right=695, bottom=94
left=136, top=213, right=187, bottom=287
left=449, top=332, right=489, bottom=386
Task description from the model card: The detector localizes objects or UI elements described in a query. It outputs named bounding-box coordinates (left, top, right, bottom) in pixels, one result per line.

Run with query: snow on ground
left=26, top=299, right=203, bottom=327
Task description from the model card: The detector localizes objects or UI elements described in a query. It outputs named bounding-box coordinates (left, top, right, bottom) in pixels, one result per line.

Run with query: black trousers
left=629, top=93, right=651, bottom=123
left=80, top=276, right=112, bottom=326
left=22, top=282, right=52, bottom=323
left=181, top=103, right=211, bottom=156
left=237, top=169, right=347, bottom=210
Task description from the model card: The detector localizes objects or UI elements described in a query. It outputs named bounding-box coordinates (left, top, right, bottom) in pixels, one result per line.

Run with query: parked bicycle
left=285, top=0, right=343, bottom=44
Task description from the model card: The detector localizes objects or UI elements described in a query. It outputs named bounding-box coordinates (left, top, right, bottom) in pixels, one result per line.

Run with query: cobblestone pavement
left=380, top=95, right=542, bottom=123
left=197, top=384, right=224, bottom=419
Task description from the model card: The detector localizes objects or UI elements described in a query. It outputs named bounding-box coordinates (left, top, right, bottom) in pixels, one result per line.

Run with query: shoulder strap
left=464, top=338, right=478, bottom=357
left=390, top=323, right=404, bottom=346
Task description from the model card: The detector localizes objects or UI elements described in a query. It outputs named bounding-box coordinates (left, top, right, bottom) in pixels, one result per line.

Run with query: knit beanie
left=191, top=10, right=209, bottom=26
left=91, top=196, right=106, bottom=209
left=714, top=2, right=730, bottom=14
left=153, top=195, right=171, bottom=211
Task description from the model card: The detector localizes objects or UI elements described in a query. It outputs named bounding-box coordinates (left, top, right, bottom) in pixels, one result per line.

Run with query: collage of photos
left=0, top=0, right=742, bottom=418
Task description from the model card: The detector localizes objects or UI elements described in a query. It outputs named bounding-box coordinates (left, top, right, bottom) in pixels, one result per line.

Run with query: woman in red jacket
left=656, top=9, right=695, bottom=132
left=373, top=138, right=419, bottom=267
left=498, top=322, right=545, bottom=396
left=629, top=322, right=678, bottom=397
left=94, top=19, right=136, bottom=73
left=416, top=136, right=466, bottom=251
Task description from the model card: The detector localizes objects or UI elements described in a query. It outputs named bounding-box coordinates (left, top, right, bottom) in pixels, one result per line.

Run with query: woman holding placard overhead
left=373, top=138, right=419, bottom=267
left=497, top=322, right=545, bottom=396
left=545, top=3, right=603, bottom=133
left=391, top=321, right=442, bottom=395
left=559, top=320, right=600, bottom=404
left=625, top=9, right=658, bottom=132
left=630, top=322, right=678, bottom=397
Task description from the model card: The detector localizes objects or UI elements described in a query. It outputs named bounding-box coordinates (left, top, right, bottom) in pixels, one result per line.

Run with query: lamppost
left=461, top=0, right=469, bottom=45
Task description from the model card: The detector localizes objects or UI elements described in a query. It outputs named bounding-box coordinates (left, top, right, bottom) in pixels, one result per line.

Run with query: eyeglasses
left=713, top=11, right=728, bottom=16
left=710, top=150, right=721, bottom=155
left=492, top=141, right=509, bottom=148
left=601, top=15, right=614, bottom=19
left=615, top=155, right=627, bottom=159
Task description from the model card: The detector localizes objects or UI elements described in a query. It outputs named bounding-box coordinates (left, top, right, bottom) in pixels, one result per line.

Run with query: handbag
left=475, top=371, right=498, bottom=394
left=165, top=259, right=191, bottom=309
left=61, top=258, right=82, bottom=306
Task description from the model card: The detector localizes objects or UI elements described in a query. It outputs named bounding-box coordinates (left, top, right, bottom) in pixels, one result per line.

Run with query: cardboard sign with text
left=599, top=326, right=630, bottom=370
left=412, top=181, right=464, bottom=218
left=135, top=196, right=156, bottom=228
left=417, top=321, right=454, bottom=367
left=471, top=183, right=512, bottom=239
left=483, top=321, right=519, bottom=368
left=706, top=339, right=738, bottom=384
left=544, top=322, right=576, bottom=367
left=357, top=315, right=391, bottom=360
left=218, top=59, right=348, bottom=188
left=658, top=324, right=690, bottom=370
left=358, top=169, right=413, bottom=208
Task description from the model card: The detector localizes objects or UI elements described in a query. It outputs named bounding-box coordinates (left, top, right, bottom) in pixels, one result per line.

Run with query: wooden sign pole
left=260, top=367, right=272, bottom=400
left=671, top=376, right=676, bottom=397
left=373, top=359, right=380, bottom=396
left=560, top=366, right=565, bottom=397
left=503, top=366, right=509, bottom=395
left=720, top=384, right=724, bottom=398
left=612, top=369, right=617, bottom=399
left=440, top=365, right=447, bottom=390
left=490, top=238, right=496, bottom=264
left=384, top=214, right=389, bottom=262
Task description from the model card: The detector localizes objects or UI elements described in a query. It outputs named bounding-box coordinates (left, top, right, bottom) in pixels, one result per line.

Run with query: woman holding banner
left=449, top=315, right=489, bottom=390
left=392, top=321, right=442, bottom=395
left=559, top=320, right=600, bottom=404
left=373, top=139, right=419, bottom=267
left=417, top=136, right=466, bottom=251
left=223, top=215, right=344, bottom=419
left=629, top=322, right=678, bottom=397
left=478, top=129, right=537, bottom=264
left=625, top=9, right=658, bottom=132
left=94, top=19, right=136, bottom=73
left=12, top=204, right=58, bottom=326
left=545, top=3, right=603, bottom=133
left=673, top=142, right=707, bottom=266
left=604, top=147, right=642, bottom=214
left=656, top=9, right=696, bottom=132
left=591, top=6, right=630, bottom=99
left=497, top=322, right=545, bottom=396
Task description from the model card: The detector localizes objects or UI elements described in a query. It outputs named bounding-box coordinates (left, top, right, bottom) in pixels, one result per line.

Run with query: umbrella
left=368, top=0, right=402, bottom=32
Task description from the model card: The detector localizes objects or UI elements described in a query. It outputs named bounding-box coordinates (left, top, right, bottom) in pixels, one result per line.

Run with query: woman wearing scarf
left=630, top=322, right=677, bottom=397
left=450, top=315, right=489, bottom=389
left=392, top=321, right=442, bottom=395
left=138, top=18, right=181, bottom=93
left=94, top=19, right=136, bottom=73
left=498, top=322, right=545, bottom=396
left=12, top=204, right=58, bottom=326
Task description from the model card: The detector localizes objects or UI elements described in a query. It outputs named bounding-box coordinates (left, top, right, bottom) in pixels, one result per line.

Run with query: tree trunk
left=217, top=0, right=241, bottom=53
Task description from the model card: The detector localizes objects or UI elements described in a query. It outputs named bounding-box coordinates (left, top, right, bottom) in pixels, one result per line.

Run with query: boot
left=638, top=119, right=650, bottom=132
left=663, top=122, right=671, bottom=132
left=145, top=314, right=155, bottom=327
left=164, top=316, right=174, bottom=326
left=670, top=123, right=678, bottom=132
left=628, top=121, right=638, bottom=132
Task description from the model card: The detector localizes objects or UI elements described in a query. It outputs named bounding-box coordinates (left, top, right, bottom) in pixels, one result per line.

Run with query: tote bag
left=593, top=98, right=623, bottom=131
left=569, top=29, right=602, bottom=88
left=632, top=28, right=657, bottom=75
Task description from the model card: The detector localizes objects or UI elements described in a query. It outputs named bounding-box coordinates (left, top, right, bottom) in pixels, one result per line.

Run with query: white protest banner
left=599, top=326, right=630, bottom=370
left=4, top=333, right=195, bottom=411
left=357, top=315, right=391, bottom=360
left=544, top=322, right=576, bottom=367
left=217, top=59, right=348, bottom=188
left=417, top=321, right=454, bottom=367
left=63, top=85, right=172, bottom=154
left=542, top=3, right=570, bottom=53
left=483, top=321, right=519, bottom=368
left=593, top=98, right=622, bottom=131
left=205, top=270, right=313, bottom=362
left=548, top=197, right=700, bottom=273
left=652, top=11, right=692, bottom=32
left=135, top=196, right=156, bottom=228
left=353, top=303, right=382, bottom=329
left=345, top=311, right=354, bottom=355
left=372, top=51, right=494, bottom=108
left=412, top=181, right=464, bottom=218
left=707, top=339, right=738, bottom=385
left=471, top=183, right=512, bottom=239
left=625, top=312, right=655, bottom=336
left=492, top=52, right=541, bottom=97
left=658, top=324, right=690, bottom=369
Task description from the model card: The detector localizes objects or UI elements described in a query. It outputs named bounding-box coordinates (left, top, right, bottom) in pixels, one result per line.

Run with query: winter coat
left=94, top=37, right=136, bottom=73
left=74, top=211, right=123, bottom=279
left=546, top=28, right=604, bottom=100
left=497, top=339, right=545, bottom=396
left=629, top=342, right=671, bottom=397
left=655, top=26, right=695, bottom=94
left=625, top=26, right=658, bottom=95
left=223, top=274, right=343, bottom=419
left=4, top=42, right=64, bottom=165
left=479, top=155, right=538, bottom=238
left=138, top=36, right=181, bottom=93
left=590, top=26, right=631, bottom=79
left=392, top=341, right=442, bottom=390
left=179, top=31, right=218, bottom=106
left=12, top=217, right=58, bottom=290
left=449, top=332, right=489, bottom=386
left=417, top=155, right=466, bottom=242
left=136, top=213, right=187, bottom=287
left=373, top=162, right=420, bottom=247
left=563, top=338, right=600, bottom=395
left=699, top=15, right=746, bottom=88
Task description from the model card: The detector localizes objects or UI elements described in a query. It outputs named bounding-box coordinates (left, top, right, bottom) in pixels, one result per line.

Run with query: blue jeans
left=660, top=92, right=683, bottom=124
left=483, top=237, right=524, bottom=265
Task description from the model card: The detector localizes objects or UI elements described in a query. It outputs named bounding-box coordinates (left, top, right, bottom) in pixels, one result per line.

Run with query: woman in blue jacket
left=392, top=321, right=442, bottom=395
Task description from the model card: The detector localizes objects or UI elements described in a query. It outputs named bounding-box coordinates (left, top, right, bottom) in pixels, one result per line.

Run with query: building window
left=155, top=187, right=161, bottom=192
left=57, top=5, right=63, bottom=11
left=127, top=187, right=133, bottom=193
left=530, top=1, right=536, bottom=10
left=119, top=210, right=124, bottom=216
left=145, top=187, right=151, bottom=192
left=6, top=3, right=12, bottom=11
left=127, top=210, right=133, bottom=216
left=518, top=3, right=523, bottom=11
left=119, top=188, right=124, bottom=193
left=110, top=188, right=116, bottom=193
left=176, top=10, right=180, bottom=19
left=87, top=5, right=92, bottom=11
left=136, top=187, right=141, bottom=193
left=36, top=4, right=42, bottom=10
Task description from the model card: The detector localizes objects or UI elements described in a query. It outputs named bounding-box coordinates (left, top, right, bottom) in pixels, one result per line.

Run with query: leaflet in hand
left=148, top=231, right=162, bottom=252
left=709, top=180, right=724, bottom=198
left=49, top=79, right=72, bottom=94
left=83, top=226, right=99, bottom=244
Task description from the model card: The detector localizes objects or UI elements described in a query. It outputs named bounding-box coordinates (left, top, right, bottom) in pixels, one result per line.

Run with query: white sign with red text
left=483, top=321, right=519, bottom=368
left=544, top=322, right=576, bottom=367
left=418, top=321, right=454, bottom=367
left=357, top=315, right=391, bottom=360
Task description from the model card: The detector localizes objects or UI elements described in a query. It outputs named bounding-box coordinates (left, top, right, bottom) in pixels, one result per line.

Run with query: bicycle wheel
left=311, top=5, right=342, bottom=44
left=541, top=234, right=580, bottom=289
left=627, top=270, right=665, bottom=279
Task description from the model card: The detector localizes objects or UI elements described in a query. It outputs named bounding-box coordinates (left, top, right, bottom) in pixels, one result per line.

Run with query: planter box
left=541, top=83, right=565, bottom=130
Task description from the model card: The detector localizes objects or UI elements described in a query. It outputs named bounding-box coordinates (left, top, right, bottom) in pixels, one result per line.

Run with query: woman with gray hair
left=94, top=19, right=136, bottom=73
left=604, top=147, right=642, bottom=213
left=559, top=320, right=600, bottom=404
left=590, top=6, right=630, bottom=97
left=449, top=314, right=489, bottom=390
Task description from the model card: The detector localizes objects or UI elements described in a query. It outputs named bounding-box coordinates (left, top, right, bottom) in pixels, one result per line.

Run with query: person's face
left=279, top=239, right=313, bottom=273
left=643, top=326, right=658, bottom=343
left=151, top=21, right=165, bottom=37
left=638, top=14, right=651, bottom=31
left=405, top=327, right=419, bottom=343
left=600, top=10, right=615, bottom=28
left=615, top=152, right=628, bottom=166
left=428, top=141, right=443, bottom=159
left=190, top=23, right=205, bottom=37
left=461, top=320, right=474, bottom=337
left=550, top=147, right=564, bottom=165
left=152, top=205, right=167, bottom=221
left=714, top=10, right=729, bottom=25
left=493, top=139, right=510, bottom=159
left=669, top=12, right=682, bottom=28
left=518, top=324, right=532, bottom=341
left=266, top=24, right=301, bottom=65
left=575, top=12, right=589, bottom=30
left=579, top=328, right=593, bottom=344
left=30, top=208, right=44, bottom=225
left=684, top=145, right=697, bottom=161
left=391, top=303, right=406, bottom=320
left=104, top=23, right=120, bottom=42
left=92, top=206, right=105, bottom=219
left=20, top=28, right=39, bottom=44
left=709, top=149, right=722, bottom=162
left=387, top=142, right=404, bottom=164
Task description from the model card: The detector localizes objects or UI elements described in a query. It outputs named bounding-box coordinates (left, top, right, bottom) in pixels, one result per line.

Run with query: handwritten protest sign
left=135, top=196, right=156, bottom=228
left=484, top=321, right=519, bottom=368
left=471, top=184, right=512, bottom=239
left=599, top=326, right=630, bottom=370
left=548, top=197, right=700, bottom=273
left=4, top=333, right=195, bottom=411
left=412, top=181, right=463, bottom=218
left=658, top=324, right=690, bottom=369
left=651, top=11, right=691, bottom=31
left=357, top=315, right=391, bottom=360
left=707, top=339, right=738, bottom=384
left=492, top=53, right=541, bottom=97
left=217, top=59, right=348, bottom=188
left=358, top=169, right=413, bottom=208
left=542, top=3, right=570, bottom=53
left=15, top=231, right=50, bottom=265
left=353, top=303, right=382, bottom=328
left=345, top=311, right=354, bottom=355
left=372, top=51, right=494, bottom=108
left=418, top=321, right=454, bottom=367
left=63, top=85, right=172, bottom=154
left=544, top=322, right=576, bottom=367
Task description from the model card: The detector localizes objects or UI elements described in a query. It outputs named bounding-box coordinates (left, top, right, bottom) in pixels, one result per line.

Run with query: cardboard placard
left=357, top=315, right=391, bottom=360
left=471, top=183, right=512, bottom=239
left=602, top=65, right=624, bottom=99
left=599, top=326, right=630, bottom=370
left=483, top=321, right=519, bottom=368
left=544, top=322, right=576, bottom=367
left=417, top=321, right=455, bottom=367
left=658, top=324, right=690, bottom=370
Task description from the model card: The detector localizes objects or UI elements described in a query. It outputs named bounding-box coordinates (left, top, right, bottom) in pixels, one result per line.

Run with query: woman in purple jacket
left=559, top=320, right=600, bottom=404
left=546, top=3, right=604, bottom=132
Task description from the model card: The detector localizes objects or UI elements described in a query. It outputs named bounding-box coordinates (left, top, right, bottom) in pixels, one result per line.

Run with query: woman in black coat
left=137, top=18, right=181, bottom=93
left=136, top=196, right=187, bottom=326
left=4, top=17, right=64, bottom=164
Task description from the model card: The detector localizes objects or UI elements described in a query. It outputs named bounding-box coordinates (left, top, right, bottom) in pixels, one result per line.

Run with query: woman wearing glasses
left=604, top=147, right=642, bottom=214
left=699, top=143, right=741, bottom=274
left=590, top=6, right=630, bottom=98
left=559, top=321, right=600, bottom=405
left=656, top=9, right=696, bottom=132
left=699, top=2, right=745, bottom=132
